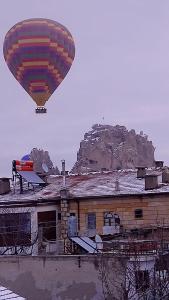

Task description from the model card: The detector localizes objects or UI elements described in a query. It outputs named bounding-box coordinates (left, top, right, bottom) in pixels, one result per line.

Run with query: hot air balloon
left=3, top=18, right=75, bottom=113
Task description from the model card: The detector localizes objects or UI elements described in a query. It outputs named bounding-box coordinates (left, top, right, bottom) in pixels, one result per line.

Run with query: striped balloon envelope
left=3, top=18, right=75, bottom=113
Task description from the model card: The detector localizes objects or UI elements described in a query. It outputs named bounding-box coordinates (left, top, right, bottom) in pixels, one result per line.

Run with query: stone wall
left=69, top=193, right=169, bottom=234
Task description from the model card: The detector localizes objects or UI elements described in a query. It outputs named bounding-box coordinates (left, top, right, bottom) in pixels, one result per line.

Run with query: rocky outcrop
left=30, top=148, right=60, bottom=175
left=71, top=124, right=155, bottom=173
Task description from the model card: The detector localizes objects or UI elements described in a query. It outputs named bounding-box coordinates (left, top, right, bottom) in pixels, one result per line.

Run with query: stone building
left=0, top=166, right=169, bottom=299
left=0, top=164, right=168, bottom=254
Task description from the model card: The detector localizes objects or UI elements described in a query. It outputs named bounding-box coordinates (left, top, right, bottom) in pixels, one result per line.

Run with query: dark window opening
left=58, top=212, right=61, bottom=221
left=0, top=213, right=31, bottom=247
left=89, top=159, right=98, bottom=165
left=135, top=270, right=150, bottom=292
left=70, top=212, right=76, bottom=216
left=38, top=211, right=56, bottom=241
left=135, top=209, right=143, bottom=219
left=87, top=213, right=96, bottom=230
left=101, top=168, right=108, bottom=172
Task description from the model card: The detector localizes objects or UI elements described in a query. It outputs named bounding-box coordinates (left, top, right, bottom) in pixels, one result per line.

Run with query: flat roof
left=0, top=169, right=169, bottom=205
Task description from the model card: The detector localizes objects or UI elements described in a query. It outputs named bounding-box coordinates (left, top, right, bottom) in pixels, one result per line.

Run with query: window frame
left=87, top=212, right=96, bottom=230
left=104, top=212, right=114, bottom=226
left=38, top=210, right=56, bottom=241
left=0, top=212, right=31, bottom=247
left=135, top=209, right=143, bottom=219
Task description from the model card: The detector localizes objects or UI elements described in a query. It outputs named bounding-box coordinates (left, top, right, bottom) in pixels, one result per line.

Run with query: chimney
left=60, top=188, right=69, bottom=199
left=60, top=185, right=70, bottom=244
left=61, top=159, right=66, bottom=187
left=115, top=178, right=120, bottom=191
left=0, top=178, right=10, bottom=194
left=101, top=168, right=107, bottom=173
left=155, top=161, right=164, bottom=168
left=137, top=167, right=146, bottom=179
left=162, top=168, right=169, bottom=183
left=145, top=174, right=158, bottom=190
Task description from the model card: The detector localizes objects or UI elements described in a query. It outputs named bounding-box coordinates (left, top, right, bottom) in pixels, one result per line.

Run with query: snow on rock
left=71, top=124, right=155, bottom=174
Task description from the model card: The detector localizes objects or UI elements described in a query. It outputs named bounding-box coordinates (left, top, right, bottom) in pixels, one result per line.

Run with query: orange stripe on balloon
left=18, top=38, right=50, bottom=44
left=30, top=82, right=47, bottom=87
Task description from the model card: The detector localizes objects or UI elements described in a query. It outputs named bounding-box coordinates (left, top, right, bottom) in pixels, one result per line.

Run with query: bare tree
left=98, top=253, right=127, bottom=300
left=98, top=240, right=169, bottom=300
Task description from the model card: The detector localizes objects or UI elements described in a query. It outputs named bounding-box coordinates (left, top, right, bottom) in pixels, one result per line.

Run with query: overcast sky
left=0, top=0, right=169, bottom=176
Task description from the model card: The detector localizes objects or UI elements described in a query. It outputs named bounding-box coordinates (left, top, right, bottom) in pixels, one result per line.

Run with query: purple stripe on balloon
left=32, top=89, right=47, bottom=93
left=21, top=68, right=60, bottom=93
left=6, top=45, right=71, bottom=81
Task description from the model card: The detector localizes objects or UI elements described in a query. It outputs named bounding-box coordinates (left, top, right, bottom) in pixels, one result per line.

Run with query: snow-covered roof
left=31, top=169, right=169, bottom=200
left=0, top=169, right=169, bottom=204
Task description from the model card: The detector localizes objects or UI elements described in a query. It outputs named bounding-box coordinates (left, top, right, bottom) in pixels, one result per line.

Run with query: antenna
left=61, top=159, right=66, bottom=187
left=115, top=176, right=120, bottom=191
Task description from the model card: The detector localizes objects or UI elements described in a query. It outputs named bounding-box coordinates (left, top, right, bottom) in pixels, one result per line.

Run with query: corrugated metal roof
left=0, top=285, right=25, bottom=299
left=71, top=237, right=99, bottom=253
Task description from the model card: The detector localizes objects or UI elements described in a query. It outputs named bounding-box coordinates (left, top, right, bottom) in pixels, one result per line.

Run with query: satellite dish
left=21, top=154, right=30, bottom=161
left=42, top=163, right=49, bottom=173
left=95, top=234, right=103, bottom=250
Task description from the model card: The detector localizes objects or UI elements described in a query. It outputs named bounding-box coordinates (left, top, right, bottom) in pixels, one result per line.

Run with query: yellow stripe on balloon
left=22, top=61, right=49, bottom=67
left=5, top=44, right=19, bottom=61
left=18, top=38, right=50, bottom=44
left=50, top=42, right=73, bottom=63
left=30, top=82, right=47, bottom=87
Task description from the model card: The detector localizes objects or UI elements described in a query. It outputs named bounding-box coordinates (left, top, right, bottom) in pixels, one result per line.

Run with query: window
left=135, top=209, right=143, bottom=219
left=104, top=212, right=114, bottom=226
left=0, top=213, right=31, bottom=247
left=70, top=213, right=76, bottom=216
left=104, top=212, right=120, bottom=226
left=89, top=159, right=98, bottom=165
left=87, top=213, right=96, bottom=230
left=58, top=212, right=61, bottom=221
left=38, top=211, right=56, bottom=241
left=135, top=270, right=150, bottom=292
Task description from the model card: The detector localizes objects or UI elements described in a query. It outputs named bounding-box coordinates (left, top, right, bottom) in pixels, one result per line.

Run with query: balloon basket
left=35, top=107, right=47, bottom=114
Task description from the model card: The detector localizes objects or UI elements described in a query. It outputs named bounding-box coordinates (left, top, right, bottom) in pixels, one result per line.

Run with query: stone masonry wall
left=69, top=194, right=169, bottom=234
